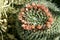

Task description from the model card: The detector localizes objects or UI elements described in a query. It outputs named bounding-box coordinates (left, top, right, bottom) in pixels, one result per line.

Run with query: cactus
left=16, top=0, right=60, bottom=40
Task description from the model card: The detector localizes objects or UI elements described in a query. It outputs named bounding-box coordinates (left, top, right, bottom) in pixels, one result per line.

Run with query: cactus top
left=18, top=3, right=54, bottom=31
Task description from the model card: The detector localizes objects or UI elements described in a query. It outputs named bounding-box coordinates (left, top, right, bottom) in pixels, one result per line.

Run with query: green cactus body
left=16, top=0, right=60, bottom=40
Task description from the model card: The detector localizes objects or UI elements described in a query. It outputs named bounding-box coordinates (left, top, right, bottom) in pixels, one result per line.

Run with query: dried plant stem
left=0, top=30, right=3, bottom=40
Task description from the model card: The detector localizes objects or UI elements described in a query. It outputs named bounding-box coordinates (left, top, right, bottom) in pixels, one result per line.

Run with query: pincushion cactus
left=16, top=0, right=60, bottom=40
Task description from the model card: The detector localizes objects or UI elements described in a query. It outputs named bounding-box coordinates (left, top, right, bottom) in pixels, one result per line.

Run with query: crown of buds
left=18, top=2, right=54, bottom=31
